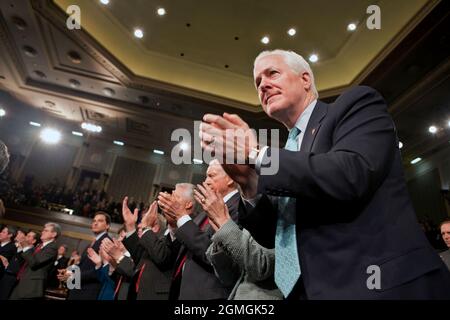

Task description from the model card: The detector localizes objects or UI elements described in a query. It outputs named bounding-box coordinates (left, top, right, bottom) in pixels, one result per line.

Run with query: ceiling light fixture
left=100, top=0, right=110, bottom=5
left=193, top=158, right=203, bottom=164
left=347, top=23, right=357, bottom=31
left=398, top=141, right=403, bottom=149
left=113, top=140, right=124, bottom=146
left=287, top=28, right=296, bottom=36
left=157, top=8, right=166, bottom=16
left=134, top=28, right=144, bottom=39
left=40, top=128, right=62, bottom=144
left=29, top=121, right=41, bottom=127
left=72, top=131, right=83, bottom=137
left=81, top=122, right=102, bottom=133
left=0, top=108, right=5, bottom=117
left=261, top=36, right=270, bottom=44
left=153, top=149, right=164, bottom=155
left=410, top=157, right=422, bottom=165
left=309, top=54, right=319, bottom=63
left=428, top=125, right=437, bottom=134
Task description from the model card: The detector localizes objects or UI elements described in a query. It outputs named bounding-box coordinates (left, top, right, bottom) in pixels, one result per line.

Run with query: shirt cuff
left=177, top=215, right=192, bottom=228
left=255, top=146, right=269, bottom=175
left=124, top=251, right=131, bottom=258
left=142, top=228, right=151, bottom=236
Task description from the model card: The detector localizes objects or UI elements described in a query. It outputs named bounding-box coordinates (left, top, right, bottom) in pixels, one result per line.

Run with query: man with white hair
left=200, top=49, right=450, bottom=299
left=158, top=164, right=240, bottom=300
left=10, top=223, right=59, bottom=299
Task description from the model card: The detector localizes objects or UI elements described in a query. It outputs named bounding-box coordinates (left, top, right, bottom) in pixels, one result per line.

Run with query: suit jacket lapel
left=300, top=100, right=328, bottom=152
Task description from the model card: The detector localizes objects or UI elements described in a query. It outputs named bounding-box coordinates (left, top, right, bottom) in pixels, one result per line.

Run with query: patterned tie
left=275, top=126, right=302, bottom=297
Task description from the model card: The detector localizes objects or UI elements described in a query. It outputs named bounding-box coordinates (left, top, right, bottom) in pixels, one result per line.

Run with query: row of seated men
left=0, top=159, right=281, bottom=300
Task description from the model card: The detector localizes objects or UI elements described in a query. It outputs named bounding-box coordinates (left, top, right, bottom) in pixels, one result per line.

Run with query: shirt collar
left=41, top=240, right=54, bottom=248
left=223, top=189, right=239, bottom=204
left=1, top=241, right=11, bottom=247
left=95, top=231, right=107, bottom=241
left=291, top=99, right=317, bottom=134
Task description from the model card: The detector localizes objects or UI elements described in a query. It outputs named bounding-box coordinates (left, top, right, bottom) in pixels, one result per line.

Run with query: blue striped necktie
left=275, top=126, right=301, bottom=297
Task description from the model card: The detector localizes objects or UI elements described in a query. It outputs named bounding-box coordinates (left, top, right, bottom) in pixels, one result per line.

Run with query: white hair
left=254, top=49, right=319, bottom=98
left=175, top=183, right=195, bottom=202
left=45, top=222, right=61, bottom=238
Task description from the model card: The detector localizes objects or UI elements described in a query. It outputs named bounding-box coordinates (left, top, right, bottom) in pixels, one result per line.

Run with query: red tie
left=114, top=275, right=123, bottom=298
left=135, top=263, right=146, bottom=293
left=17, top=244, right=43, bottom=280
left=173, top=217, right=209, bottom=280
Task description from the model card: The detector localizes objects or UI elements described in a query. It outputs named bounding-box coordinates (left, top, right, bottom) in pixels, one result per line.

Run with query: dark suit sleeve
left=139, top=230, right=176, bottom=270
left=175, top=220, right=212, bottom=266
left=115, top=256, right=135, bottom=278
left=21, top=244, right=57, bottom=270
left=122, top=231, right=141, bottom=262
left=258, top=87, right=396, bottom=210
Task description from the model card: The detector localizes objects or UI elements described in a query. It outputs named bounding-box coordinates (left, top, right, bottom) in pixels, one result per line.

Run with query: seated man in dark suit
left=439, top=220, right=450, bottom=271
left=59, top=212, right=111, bottom=300
left=0, top=225, right=17, bottom=280
left=199, top=49, right=450, bottom=299
left=10, top=223, right=60, bottom=299
left=0, top=229, right=31, bottom=300
left=46, top=244, right=69, bottom=289
left=158, top=162, right=240, bottom=300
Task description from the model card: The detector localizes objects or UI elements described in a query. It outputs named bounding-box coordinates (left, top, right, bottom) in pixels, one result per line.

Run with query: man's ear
left=301, top=72, right=312, bottom=91
left=185, top=201, right=193, bottom=211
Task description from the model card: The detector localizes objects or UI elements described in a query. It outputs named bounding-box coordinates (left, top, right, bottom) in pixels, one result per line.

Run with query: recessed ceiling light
left=410, top=157, right=422, bottom=165
left=428, top=125, right=437, bottom=134
left=0, top=108, right=5, bottom=117
left=29, top=121, right=41, bottom=127
left=287, top=28, right=296, bottom=36
left=157, top=7, right=166, bottom=16
left=81, top=122, right=102, bottom=133
left=72, top=131, right=83, bottom=137
left=347, top=23, right=357, bottom=31
left=134, top=28, right=144, bottom=39
left=40, top=128, right=62, bottom=144
left=447, top=120, right=450, bottom=127
left=113, top=140, right=124, bottom=146
left=309, top=54, right=319, bottom=63
left=193, top=158, right=203, bottom=164
left=261, top=36, right=270, bottom=44
left=153, top=149, right=164, bottom=155
left=399, top=141, right=403, bottom=149
left=99, top=0, right=110, bottom=5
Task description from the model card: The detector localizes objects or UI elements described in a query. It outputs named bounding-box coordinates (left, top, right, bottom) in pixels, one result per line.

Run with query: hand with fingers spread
left=122, top=196, right=139, bottom=232
left=87, top=247, right=102, bottom=269
left=140, top=200, right=158, bottom=229
left=199, top=113, right=259, bottom=197
left=194, top=182, right=231, bottom=231
left=101, top=238, right=123, bottom=262
left=157, top=192, right=185, bottom=222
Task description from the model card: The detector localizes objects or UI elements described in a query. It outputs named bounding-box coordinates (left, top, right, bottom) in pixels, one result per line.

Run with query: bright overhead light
left=193, top=158, right=203, bottom=164
left=99, top=0, right=110, bottom=5
left=347, top=23, right=357, bottom=31
left=72, top=131, right=83, bottom=137
left=410, top=157, right=422, bottom=165
left=287, top=28, right=296, bottom=36
left=261, top=36, right=270, bottom=44
left=180, top=142, right=189, bottom=151
left=81, top=122, right=102, bottom=133
left=447, top=120, right=450, bottom=127
left=309, top=54, right=319, bottom=63
left=0, top=108, right=5, bottom=117
left=398, top=141, right=403, bottom=149
left=113, top=140, right=124, bottom=146
left=134, top=28, right=144, bottom=39
left=428, top=125, right=437, bottom=134
left=157, top=7, right=166, bottom=16
left=29, top=121, right=41, bottom=127
left=153, top=149, right=164, bottom=155
left=40, top=128, right=61, bottom=144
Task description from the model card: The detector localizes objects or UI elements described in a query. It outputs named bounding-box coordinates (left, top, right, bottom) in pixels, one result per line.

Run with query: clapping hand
left=122, top=196, right=138, bottom=232
left=194, top=182, right=230, bottom=231
left=87, top=247, right=102, bottom=268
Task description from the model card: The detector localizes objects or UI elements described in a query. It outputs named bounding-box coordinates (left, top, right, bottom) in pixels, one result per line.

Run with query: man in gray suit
left=439, top=220, right=450, bottom=271
left=10, top=223, right=60, bottom=299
